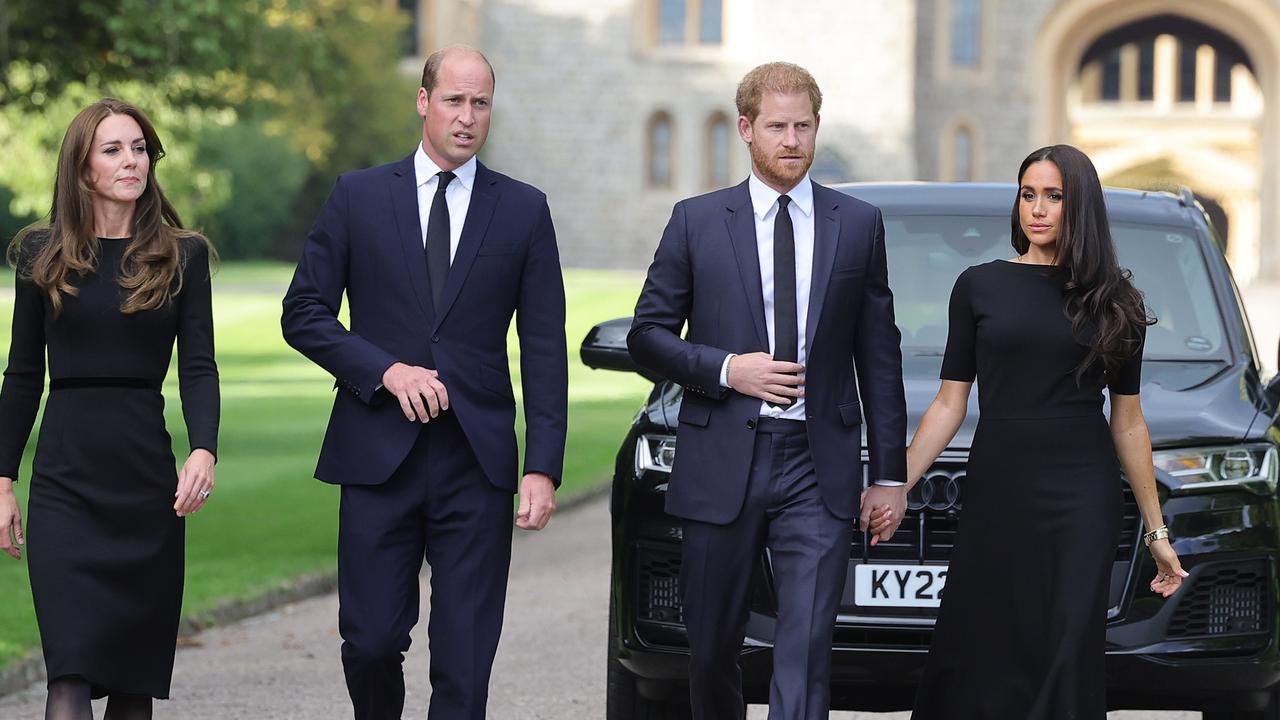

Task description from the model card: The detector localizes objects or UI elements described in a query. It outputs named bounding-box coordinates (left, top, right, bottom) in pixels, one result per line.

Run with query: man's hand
left=516, top=472, right=556, bottom=531
left=0, top=477, right=23, bottom=560
left=860, top=484, right=907, bottom=547
left=726, top=352, right=804, bottom=405
left=382, top=362, right=450, bottom=422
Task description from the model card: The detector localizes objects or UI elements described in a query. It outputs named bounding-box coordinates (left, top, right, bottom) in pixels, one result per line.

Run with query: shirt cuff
left=719, top=353, right=736, bottom=388
left=873, top=479, right=906, bottom=487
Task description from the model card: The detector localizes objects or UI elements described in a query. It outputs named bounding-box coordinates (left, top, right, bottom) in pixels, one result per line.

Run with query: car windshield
left=883, top=213, right=1228, bottom=362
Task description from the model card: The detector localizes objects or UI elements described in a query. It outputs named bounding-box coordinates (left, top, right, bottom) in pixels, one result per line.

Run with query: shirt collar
left=748, top=171, right=814, bottom=220
left=414, top=143, right=477, bottom=192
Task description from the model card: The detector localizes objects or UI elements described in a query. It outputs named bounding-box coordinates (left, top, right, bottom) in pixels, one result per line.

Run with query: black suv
left=583, top=183, right=1280, bottom=718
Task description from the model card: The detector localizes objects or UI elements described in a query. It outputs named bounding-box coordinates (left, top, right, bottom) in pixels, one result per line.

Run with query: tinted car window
left=883, top=214, right=1227, bottom=362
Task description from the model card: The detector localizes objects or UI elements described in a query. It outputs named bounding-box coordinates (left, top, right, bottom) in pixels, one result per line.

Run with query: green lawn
left=0, top=264, right=651, bottom=667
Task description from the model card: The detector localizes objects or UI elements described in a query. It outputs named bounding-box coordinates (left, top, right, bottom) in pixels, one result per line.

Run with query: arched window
left=953, top=127, right=974, bottom=182
left=705, top=113, right=732, bottom=189
left=648, top=112, right=674, bottom=189
left=950, top=0, right=981, bottom=66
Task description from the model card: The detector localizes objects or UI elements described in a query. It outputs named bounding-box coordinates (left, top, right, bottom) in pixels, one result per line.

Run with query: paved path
left=0, top=495, right=1199, bottom=719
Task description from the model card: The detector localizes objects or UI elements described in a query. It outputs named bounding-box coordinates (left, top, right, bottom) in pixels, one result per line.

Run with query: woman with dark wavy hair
left=0, top=98, right=218, bottom=720
left=888, top=145, right=1185, bottom=718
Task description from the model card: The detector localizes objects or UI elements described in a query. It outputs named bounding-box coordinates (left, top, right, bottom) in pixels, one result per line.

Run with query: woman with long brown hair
left=893, top=145, right=1186, bottom=718
left=0, top=98, right=218, bottom=719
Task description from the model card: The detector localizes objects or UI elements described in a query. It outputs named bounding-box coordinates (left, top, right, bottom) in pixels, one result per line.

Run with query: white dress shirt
left=414, top=144, right=477, bottom=260
left=719, top=171, right=814, bottom=421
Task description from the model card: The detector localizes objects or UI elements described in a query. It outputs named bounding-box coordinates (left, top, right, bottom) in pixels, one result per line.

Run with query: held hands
left=382, top=362, right=450, bottom=423
left=1148, top=539, right=1189, bottom=597
left=860, top=484, right=908, bottom=546
left=175, top=448, right=217, bottom=517
left=0, top=477, right=23, bottom=560
left=726, top=353, right=805, bottom=405
left=516, top=472, right=556, bottom=531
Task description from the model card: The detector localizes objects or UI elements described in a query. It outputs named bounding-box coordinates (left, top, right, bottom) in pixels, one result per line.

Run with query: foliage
left=0, top=0, right=420, bottom=258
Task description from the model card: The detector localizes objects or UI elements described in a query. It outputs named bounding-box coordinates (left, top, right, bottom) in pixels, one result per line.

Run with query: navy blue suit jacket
left=628, top=179, right=907, bottom=524
left=282, top=154, right=568, bottom=491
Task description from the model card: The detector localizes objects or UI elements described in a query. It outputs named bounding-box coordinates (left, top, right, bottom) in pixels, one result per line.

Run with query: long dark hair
left=7, top=97, right=213, bottom=316
left=1010, top=144, right=1153, bottom=383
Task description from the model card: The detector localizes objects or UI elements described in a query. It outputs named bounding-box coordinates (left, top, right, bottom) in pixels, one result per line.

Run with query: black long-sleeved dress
left=912, top=260, right=1144, bottom=719
left=0, top=234, right=219, bottom=699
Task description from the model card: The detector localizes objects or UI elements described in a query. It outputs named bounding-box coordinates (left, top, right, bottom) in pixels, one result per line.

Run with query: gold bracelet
left=1142, top=526, right=1170, bottom=547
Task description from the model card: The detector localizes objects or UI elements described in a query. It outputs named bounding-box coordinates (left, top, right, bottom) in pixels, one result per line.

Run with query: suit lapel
left=389, top=154, right=433, bottom=320
left=433, top=161, right=498, bottom=330
left=806, top=182, right=840, bottom=354
left=725, top=181, right=769, bottom=351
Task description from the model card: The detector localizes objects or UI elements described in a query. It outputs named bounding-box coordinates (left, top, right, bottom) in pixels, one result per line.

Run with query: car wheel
left=607, top=594, right=693, bottom=720
left=1203, top=686, right=1280, bottom=720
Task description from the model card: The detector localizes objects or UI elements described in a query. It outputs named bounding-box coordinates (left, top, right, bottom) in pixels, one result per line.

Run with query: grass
left=0, top=263, right=651, bottom=668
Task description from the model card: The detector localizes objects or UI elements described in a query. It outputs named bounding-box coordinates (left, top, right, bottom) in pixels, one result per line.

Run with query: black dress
left=0, top=235, right=218, bottom=699
left=912, top=260, right=1143, bottom=720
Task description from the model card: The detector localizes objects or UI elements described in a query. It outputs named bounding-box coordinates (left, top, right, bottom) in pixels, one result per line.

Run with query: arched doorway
left=1030, top=0, right=1280, bottom=284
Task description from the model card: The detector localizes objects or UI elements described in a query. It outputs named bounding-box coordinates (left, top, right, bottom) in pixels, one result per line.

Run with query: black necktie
left=425, top=170, right=456, bottom=310
left=771, top=195, right=797, bottom=411
left=773, top=195, right=798, bottom=366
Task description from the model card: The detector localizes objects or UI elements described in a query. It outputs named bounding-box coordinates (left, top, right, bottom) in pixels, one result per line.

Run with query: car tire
left=607, top=595, right=693, bottom=720
left=1203, top=686, right=1280, bottom=720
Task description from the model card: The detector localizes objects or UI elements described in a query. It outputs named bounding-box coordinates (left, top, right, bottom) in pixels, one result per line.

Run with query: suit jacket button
left=431, top=335, right=440, bottom=343
left=746, top=419, right=756, bottom=430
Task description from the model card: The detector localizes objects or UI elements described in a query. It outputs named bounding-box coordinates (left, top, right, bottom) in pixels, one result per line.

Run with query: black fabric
left=772, top=195, right=797, bottom=365
left=0, top=235, right=219, bottom=479
left=103, top=694, right=153, bottom=720
left=425, top=171, right=456, bottom=310
left=44, top=677, right=92, bottom=720
left=915, top=260, right=1147, bottom=719
left=3, top=236, right=219, bottom=699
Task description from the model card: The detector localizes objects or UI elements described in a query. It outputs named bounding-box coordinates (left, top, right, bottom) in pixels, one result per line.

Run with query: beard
left=750, top=141, right=814, bottom=190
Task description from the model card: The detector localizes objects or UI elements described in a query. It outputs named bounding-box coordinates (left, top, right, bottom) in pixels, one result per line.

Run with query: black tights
left=45, top=677, right=152, bottom=720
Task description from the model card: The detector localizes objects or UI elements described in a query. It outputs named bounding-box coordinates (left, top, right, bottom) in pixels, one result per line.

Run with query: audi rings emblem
left=907, top=471, right=964, bottom=512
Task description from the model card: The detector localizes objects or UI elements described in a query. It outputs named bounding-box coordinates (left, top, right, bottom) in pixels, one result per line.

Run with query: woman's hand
left=1149, top=538, right=1189, bottom=597
left=175, top=448, right=216, bottom=517
left=0, top=477, right=24, bottom=560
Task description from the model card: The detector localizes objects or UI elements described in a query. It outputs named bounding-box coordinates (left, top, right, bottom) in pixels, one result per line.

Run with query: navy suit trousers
left=681, top=418, right=853, bottom=720
left=337, top=411, right=513, bottom=720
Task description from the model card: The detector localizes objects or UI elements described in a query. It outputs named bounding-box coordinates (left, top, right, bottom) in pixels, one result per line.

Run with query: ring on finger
left=198, top=489, right=211, bottom=500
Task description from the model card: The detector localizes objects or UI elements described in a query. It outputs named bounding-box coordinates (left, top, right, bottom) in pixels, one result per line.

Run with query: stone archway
left=1030, top=0, right=1280, bottom=283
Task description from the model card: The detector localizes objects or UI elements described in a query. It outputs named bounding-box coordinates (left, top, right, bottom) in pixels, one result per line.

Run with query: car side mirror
left=580, top=317, right=664, bottom=383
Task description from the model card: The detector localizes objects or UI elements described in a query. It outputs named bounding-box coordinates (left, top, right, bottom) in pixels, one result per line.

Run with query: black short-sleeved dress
left=0, top=235, right=219, bottom=699
left=912, top=260, right=1144, bottom=720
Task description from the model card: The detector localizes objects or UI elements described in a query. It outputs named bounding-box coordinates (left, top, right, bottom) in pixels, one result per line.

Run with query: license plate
left=853, top=563, right=948, bottom=607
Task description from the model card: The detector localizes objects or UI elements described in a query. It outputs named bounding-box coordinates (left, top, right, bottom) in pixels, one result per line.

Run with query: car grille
left=1167, top=560, right=1271, bottom=638
left=635, top=542, right=683, bottom=624
left=850, top=461, right=1141, bottom=563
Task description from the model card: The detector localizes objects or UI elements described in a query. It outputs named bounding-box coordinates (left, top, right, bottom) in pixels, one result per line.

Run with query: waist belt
left=49, top=377, right=162, bottom=391
left=755, top=417, right=806, bottom=434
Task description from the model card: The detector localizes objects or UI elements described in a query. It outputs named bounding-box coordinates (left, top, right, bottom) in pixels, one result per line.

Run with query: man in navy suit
left=628, top=62, right=908, bottom=719
left=281, top=45, right=567, bottom=720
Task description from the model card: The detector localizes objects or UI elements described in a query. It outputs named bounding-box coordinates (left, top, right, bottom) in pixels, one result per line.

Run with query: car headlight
left=1153, top=443, right=1278, bottom=496
left=635, top=433, right=676, bottom=478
